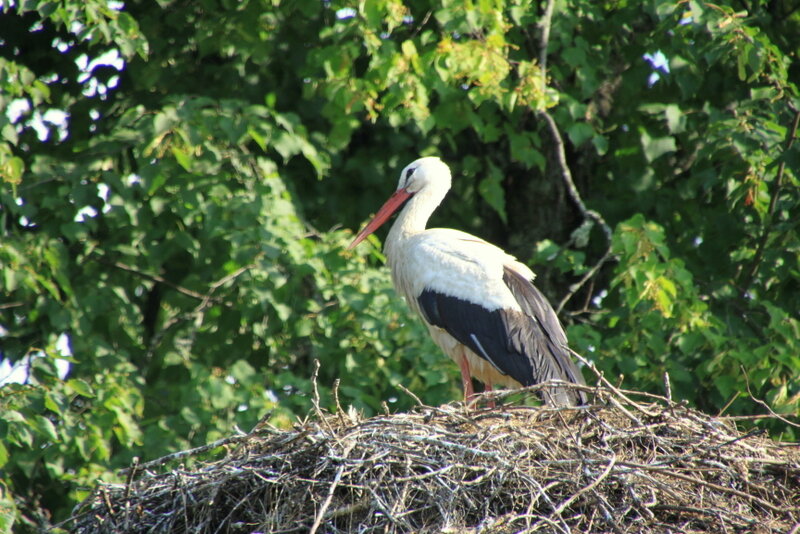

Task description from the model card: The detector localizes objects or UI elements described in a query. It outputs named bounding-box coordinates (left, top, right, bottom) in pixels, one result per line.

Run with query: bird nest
left=68, top=384, right=799, bottom=534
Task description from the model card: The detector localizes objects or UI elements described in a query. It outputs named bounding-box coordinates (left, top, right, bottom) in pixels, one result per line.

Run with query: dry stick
left=120, top=434, right=249, bottom=474
left=552, top=453, right=617, bottom=517
left=123, top=456, right=139, bottom=530
left=663, top=371, right=672, bottom=403
left=523, top=477, right=573, bottom=534
left=592, top=491, right=626, bottom=534
left=716, top=391, right=740, bottom=417
left=611, top=387, right=674, bottom=404
left=366, top=485, right=408, bottom=529
left=741, top=365, right=800, bottom=430
left=397, top=383, right=425, bottom=407
left=310, top=359, right=337, bottom=437
left=569, top=349, right=658, bottom=418
left=332, top=378, right=348, bottom=426
left=177, top=473, right=191, bottom=533
left=211, top=486, right=268, bottom=534
left=654, top=467, right=797, bottom=515
left=525, top=514, right=573, bottom=534
left=309, top=464, right=346, bottom=534
left=478, top=379, right=594, bottom=404
left=311, top=359, right=323, bottom=415
left=100, top=486, right=115, bottom=519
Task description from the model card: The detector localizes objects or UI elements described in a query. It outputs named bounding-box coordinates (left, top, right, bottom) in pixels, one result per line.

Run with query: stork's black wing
left=416, top=266, right=585, bottom=406
left=502, top=266, right=586, bottom=404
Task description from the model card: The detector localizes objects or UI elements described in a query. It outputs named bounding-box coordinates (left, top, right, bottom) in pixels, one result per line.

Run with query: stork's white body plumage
left=350, top=157, right=585, bottom=406
left=387, top=229, right=537, bottom=389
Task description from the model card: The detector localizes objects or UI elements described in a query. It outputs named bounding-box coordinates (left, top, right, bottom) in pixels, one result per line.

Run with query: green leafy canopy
left=1, top=0, right=798, bottom=529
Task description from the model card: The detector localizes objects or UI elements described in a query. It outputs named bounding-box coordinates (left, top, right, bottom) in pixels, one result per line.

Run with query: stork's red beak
left=348, top=189, right=413, bottom=249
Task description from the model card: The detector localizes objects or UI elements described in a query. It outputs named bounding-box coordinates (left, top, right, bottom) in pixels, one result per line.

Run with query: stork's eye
left=405, top=167, right=416, bottom=180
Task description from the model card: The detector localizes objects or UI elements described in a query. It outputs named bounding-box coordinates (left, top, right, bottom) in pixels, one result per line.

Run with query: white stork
left=349, top=157, right=586, bottom=407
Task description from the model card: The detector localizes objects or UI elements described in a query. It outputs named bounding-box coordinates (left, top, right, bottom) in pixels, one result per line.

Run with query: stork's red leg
left=484, top=381, right=496, bottom=409
left=457, top=348, right=475, bottom=405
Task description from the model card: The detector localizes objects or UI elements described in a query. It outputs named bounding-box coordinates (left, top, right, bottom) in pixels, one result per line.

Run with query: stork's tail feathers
left=541, top=381, right=587, bottom=407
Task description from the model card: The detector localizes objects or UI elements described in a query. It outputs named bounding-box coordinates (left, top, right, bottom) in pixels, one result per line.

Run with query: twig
left=119, top=434, right=248, bottom=474
left=311, top=359, right=324, bottom=418
left=663, top=371, right=672, bottom=403
left=211, top=486, right=266, bottom=534
left=123, top=456, right=138, bottom=501
left=123, top=456, right=139, bottom=530
left=311, top=359, right=338, bottom=437
left=741, top=365, right=800, bottom=429
left=105, top=258, right=215, bottom=302
left=720, top=414, right=800, bottom=425
left=409, top=9, right=432, bottom=39
left=208, top=262, right=254, bottom=292
left=477, top=379, right=594, bottom=404
left=568, top=348, right=658, bottom=417
left=654, top=467, right=796, bottom=515
left=716, top=392, right=739, bottom=417
left=521, top=477, right=573, bottom=534
left=332, top=378, right=349, bottom=427
left=552, top=453, right=617, bottom=516
left=398, top=383, right=424, bottom=407
left=309, top=464, right=345, bottom=534
left=101, top=486, right=115, bottom=518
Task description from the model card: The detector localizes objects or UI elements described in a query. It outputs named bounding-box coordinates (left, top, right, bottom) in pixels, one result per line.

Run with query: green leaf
left=31, top=415, right=58, bottom=442
left=171, top=146, right=192, bottom=171
left=592, top=134, right=608, bottom=156
left=2, top=411, right=26, bottom=424
left=664, top=104, right=684, bottom=134
left=508, top=130, right=545, bottom=171
left=44, top=392, right=62, bottom=416
left=477, top=164, right=507, bottom=223
left=566, top=122, right=594, bottom=146
left=640, top=128, right=676, bottom=162
left=1, top=156, right=24, bottom=185
left=67, top=378, right=95, bottom=398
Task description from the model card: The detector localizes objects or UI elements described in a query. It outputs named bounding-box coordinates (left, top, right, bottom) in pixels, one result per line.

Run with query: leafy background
left=1, top=0, right=798, bottom=530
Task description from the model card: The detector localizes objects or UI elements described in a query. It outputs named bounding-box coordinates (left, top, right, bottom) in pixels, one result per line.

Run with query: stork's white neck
left=385, top=185, right=448, bottom=259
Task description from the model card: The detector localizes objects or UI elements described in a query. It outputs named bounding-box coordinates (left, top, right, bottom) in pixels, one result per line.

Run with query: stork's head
left=348, top=156, right=451, bottom=250
left=397, top=156, right=452, bottom=194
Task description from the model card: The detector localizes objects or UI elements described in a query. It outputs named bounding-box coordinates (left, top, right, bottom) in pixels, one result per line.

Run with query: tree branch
left=101, top=258, right=216, bottom=302
left=538, top=110, right=614, bottom=314
left=537, top=0, right=557, bottom=77
left=536, top=0, right=614, bottom=315
left=738, top=108, right=800, bottom=297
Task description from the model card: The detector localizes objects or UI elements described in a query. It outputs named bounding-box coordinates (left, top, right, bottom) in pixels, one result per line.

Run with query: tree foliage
left=1, top=0, right=798, bottom=530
